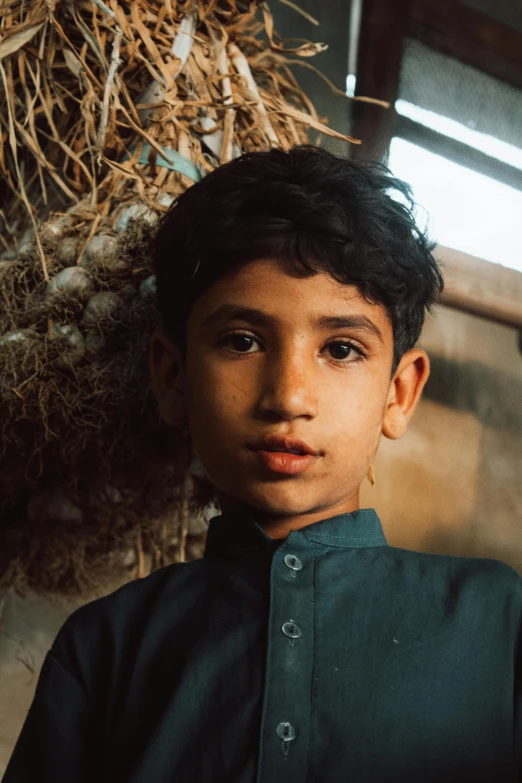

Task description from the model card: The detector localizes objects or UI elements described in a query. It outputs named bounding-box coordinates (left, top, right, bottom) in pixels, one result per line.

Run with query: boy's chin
left=217, top=483, right=333, bottom=518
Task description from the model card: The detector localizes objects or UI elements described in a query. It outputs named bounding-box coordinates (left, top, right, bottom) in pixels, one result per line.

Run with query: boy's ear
left=149, top=328, right=187, bottom=426
left=382, top=349, right=430, bottom=440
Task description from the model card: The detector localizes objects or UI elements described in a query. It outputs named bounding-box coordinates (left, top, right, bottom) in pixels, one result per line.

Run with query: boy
left=4, top=145, right=522, bottom=782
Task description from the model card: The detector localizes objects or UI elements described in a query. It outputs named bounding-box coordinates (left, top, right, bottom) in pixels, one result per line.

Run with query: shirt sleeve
left=2, top=645, right=100, bottom=781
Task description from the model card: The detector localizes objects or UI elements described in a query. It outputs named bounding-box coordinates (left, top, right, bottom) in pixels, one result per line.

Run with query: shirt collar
left=204, top=507, right=387, bottom=559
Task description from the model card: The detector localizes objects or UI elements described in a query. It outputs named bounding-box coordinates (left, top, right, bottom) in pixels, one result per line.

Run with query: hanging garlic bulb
left=0, top=331, right=34, bottom=396
left=88, top=483, right=124, bottom=509
left=51, top=324, right=86, bottom=368
left=84, top=332, right=108, bottom=356
left=27, top=488, right=84, bottom=525
left=55, top=236, right=82, bottom=266
left=45, top=266, right=94, bottom=303
left=39, top=215, right=75, bottom=248
left=119, top=548, right=137, bottom=568
left=0, top=330, right=29, bottom=348
left=115, top=202, right=159, bottom=233
left=84, top=234, right=118, bottom=268
left=81, top=292, right=125, bottom=327
left=139, top=275, right=156, bottom=299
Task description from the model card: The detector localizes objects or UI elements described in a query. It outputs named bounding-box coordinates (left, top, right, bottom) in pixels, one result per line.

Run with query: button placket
left=282, top=556, right=304, bottom=647
left=273, top=553, right=305, bottom=753
left=256, top=539, right=314, bottom=782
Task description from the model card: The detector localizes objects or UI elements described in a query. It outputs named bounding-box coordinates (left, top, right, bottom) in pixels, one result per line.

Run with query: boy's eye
left=328, top=341, right=363, bottom=362
left=221, top=334, right=258, bottom=353
left=218, top=333, right=366, bottom=363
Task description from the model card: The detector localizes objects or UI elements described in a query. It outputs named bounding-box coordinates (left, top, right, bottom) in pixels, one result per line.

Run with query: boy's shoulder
left=389, top=544, right=522, bottom=597
left=50, top=559, right=206, bottom=667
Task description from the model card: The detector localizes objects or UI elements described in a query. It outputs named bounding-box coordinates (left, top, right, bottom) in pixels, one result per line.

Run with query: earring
left=367, top=465, right=376, bottom=486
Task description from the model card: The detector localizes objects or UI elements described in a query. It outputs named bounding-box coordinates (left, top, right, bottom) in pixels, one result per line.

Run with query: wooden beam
left=395, top=115, right=522, bottom=192
left=435, top=245, right=522, bottom=330
left=352, top=0, right=412, bottom=161
left=410, top=0, right=522, bottom=92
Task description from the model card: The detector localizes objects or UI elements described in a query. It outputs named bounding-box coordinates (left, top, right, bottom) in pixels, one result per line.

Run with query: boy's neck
left=216, top=490, right=361, bottom=540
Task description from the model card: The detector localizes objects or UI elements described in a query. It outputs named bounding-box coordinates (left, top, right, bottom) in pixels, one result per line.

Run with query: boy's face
left=150, top=258, right=430, bottom=539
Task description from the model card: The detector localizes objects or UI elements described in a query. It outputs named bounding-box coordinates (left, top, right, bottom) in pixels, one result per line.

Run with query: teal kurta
left=4, top=508, right=522, bottom=782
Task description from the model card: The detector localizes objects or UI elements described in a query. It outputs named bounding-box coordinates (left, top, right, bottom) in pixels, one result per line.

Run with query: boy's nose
left=257, top=360, right=318, bottom=420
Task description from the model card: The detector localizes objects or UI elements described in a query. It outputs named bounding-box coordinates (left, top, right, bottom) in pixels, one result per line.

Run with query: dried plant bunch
left=0, top=0, right=361, bottom=594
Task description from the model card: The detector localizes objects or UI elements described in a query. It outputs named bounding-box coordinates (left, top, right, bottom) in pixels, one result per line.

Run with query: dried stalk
left=0, top=0, right=360, bottom=254
left=228, top=41, right=279, bottom=146
left=97, top=27, right=123, bottom=150
left=216, top=41, right=235, bottom=164
left=278, top=0, right=319, bottom=26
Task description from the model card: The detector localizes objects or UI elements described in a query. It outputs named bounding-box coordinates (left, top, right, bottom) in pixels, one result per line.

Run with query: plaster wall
left=360, top=303, right=522, bottom=571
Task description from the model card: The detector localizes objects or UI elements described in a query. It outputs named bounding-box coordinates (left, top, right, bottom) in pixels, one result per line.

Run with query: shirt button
left=276, top=722, right=296, bottom=742
left=284, top=554, right=303, bottom=571
left=281, top=620, right=302, bottom=638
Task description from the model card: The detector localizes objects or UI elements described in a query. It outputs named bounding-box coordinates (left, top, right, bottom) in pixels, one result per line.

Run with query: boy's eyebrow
left=203, top=304, right=384, bottom=342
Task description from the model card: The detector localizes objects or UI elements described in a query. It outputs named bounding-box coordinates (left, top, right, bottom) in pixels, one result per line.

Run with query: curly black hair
left=153, top=144, right=444, bottom=372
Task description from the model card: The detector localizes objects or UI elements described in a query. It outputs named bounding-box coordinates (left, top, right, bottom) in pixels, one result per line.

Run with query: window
left=388, top=137, right=522, bottom=271
left=388, top=38, right=522, bottom=271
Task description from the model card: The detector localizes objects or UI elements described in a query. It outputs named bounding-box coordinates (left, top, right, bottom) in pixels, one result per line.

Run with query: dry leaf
left=0, top=22, right=44, bottom=59
left=63, top=47, right=82, bottom=77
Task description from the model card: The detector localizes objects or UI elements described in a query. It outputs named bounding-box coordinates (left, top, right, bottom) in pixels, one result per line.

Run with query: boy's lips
left=245, top=434, right=322, bottom=476
left=250, top=449, right=320, bottom=475
left=245, top=434, right=321, bottom=456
